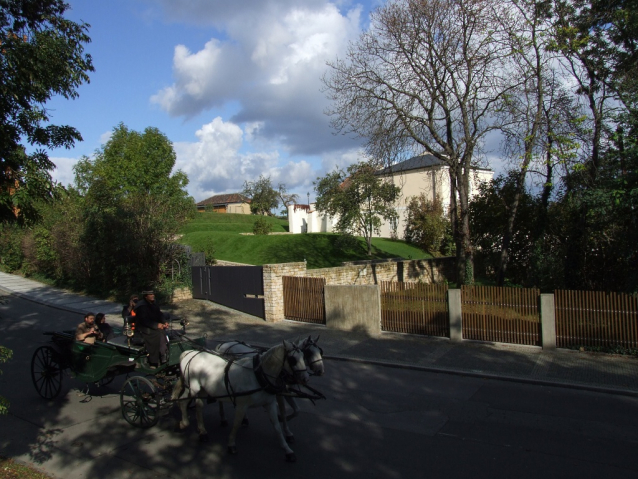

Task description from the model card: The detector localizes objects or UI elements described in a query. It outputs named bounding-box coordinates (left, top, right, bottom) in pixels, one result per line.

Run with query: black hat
left=141, top=290, right=154, bottom=295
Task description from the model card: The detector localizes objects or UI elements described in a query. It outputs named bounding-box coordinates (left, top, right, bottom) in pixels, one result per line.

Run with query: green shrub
left=0, top=224, right=25, bottom=272
left=253, top=217, right=273, bottom=235
left=404, top=194, right=451, bottom=256
left=203, top=238, right=217, bottom=265
left=0, top=342, right=12, bottom=414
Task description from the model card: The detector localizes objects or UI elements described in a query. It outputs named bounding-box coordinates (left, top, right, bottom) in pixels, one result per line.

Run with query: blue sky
left=45, top=0, right=386, bottom=203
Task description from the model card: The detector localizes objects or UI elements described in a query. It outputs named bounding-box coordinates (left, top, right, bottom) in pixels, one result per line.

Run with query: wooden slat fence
left=461, top=285, right=540, bottom=346
left=555, top=290, right=638, bottom=349
left=282, top=276, right=326, bottom=324
left=380, top=281, right=449, bottom=337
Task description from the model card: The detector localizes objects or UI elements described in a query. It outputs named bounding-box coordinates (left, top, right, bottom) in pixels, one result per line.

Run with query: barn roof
left=196, top=193, right=250, bottom=207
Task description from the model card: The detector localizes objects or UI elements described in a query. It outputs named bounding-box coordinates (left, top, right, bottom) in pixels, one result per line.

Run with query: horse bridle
left=302, top=340, right=324, bottom=371
left=281, top=344, right=308, bottom=381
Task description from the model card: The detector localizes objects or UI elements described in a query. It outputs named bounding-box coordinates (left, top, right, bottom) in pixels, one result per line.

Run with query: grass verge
left=0, top=457, right=51, bottom=479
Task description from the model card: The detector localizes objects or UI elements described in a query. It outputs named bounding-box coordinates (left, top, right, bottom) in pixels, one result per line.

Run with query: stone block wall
left=262, top=257, right=455, bottom=322
left=171, top=287, right=192, bottom=303
left=263, top=262, right=306, bottom=322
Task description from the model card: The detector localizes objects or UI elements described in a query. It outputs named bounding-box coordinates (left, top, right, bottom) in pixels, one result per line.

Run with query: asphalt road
left=1, top=294, right=638, bottom=479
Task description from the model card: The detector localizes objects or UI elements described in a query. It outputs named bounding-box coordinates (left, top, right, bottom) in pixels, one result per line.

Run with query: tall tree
left=74, top=124, right=194, bottom=295
left=315, top=162, right=400, bottom=255
left=324, top=0, right=512, bottom=283
left=277, top=183, right=298, bottom=217
left=0, top=0, right=93, bottom=223
left=242, top=175, right=278, bottom=215
left=493, top=0, right=557, bottom=285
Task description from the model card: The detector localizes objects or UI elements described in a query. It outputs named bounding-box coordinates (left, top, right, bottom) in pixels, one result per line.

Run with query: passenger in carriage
left=121, top=294, right=138, bottom=327
left=134, top=290, right=169, bottom=369
left=95, top=313, right=114, bottom=341
left=75, top=313, right=103, bottom=344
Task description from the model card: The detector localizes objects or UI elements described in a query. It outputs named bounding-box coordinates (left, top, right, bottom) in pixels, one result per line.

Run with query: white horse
left=214, top=336, right=324, bottom=443
left=171, top=340, right=309, bottom=462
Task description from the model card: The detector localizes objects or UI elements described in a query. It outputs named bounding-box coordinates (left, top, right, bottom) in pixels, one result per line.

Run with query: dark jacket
left=134, top=298, right=167, bottom=333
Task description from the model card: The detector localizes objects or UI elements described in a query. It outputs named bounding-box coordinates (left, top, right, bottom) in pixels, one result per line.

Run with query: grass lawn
left=0, top=457, right=51, bottom=478
left=179, top=212, right=431, bottom=268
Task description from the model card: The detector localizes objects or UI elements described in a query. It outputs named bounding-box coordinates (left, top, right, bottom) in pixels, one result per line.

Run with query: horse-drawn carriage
left=30, top=318, right=205, bottom=428
left=31, top=318, right=325, bottom=461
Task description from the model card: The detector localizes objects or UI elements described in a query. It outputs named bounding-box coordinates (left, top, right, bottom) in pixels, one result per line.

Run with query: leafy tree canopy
left=242, top=175, right=278, bottom=215
left=0, top=0, right=93, bottom=223
left=314, top=162, right=400, bottom=256
left=73, top=123, right=195, bottom=296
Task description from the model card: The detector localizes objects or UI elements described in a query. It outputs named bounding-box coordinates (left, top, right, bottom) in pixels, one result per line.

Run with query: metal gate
left=380, top=281, right=449, bottom=337
left=283, top=276, right=326, bottom=324
left=192, top=266, right=265, bottom=319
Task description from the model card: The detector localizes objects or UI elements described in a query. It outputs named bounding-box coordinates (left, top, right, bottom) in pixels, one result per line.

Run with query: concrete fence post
left=448, top=289, right=463, bottom=342
left=540, top=293, right=556, bottom=350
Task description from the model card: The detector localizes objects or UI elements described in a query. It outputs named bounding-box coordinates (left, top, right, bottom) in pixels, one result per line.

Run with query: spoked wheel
left=120, top=376, right=159, bottom=428
left=31, top=345, right=64, bottom=399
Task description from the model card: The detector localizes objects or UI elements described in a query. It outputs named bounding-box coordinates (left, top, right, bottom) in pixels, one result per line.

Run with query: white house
left=287, top=203, right=337, bottom=234
left=288, top=154, right=493, bottom=239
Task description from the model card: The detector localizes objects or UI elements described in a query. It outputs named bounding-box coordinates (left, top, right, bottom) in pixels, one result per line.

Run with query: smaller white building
left=287, top=203, right=338, bottom=234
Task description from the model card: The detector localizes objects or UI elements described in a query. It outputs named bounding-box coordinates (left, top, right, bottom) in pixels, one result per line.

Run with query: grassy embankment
left=178, top=212, right=431, bottom=269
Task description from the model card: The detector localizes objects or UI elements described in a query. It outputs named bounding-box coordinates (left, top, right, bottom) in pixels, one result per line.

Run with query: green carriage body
left=32, top=327, right=206, bottom=399
left=44, top=329, right=205, bottom=383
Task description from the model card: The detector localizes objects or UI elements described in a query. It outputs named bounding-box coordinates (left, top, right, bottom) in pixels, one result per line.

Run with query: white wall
left=287, top=204, right=337, bottom=234
left=289, top=166, right=493, bottom=239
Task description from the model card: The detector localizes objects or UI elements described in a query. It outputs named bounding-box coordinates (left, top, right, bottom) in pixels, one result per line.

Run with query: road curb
left=323, top=355, right=638, bottom=398
left=0, top=286, right=101, bottom=316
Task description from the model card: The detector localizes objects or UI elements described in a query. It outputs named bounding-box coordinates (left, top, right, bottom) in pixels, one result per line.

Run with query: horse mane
left=259, top=343, right=285, bottom=375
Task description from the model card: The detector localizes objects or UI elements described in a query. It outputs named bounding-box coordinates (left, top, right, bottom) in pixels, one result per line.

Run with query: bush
left=253, top=217, right=273, bottom=235
left=0, top=342, right=12, bottom=414
left=404, top=194, right=451, bottom=255
left=203, top=238, right=217, bottom=265
left=0, top=223, right=25, bottom=272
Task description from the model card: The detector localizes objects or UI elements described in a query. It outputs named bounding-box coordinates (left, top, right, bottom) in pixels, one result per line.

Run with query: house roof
left=377, top=154, right=447, bottom=175
left=197, top=193, right=250, bottom=207
left=377, top=154, right=493, bottom=175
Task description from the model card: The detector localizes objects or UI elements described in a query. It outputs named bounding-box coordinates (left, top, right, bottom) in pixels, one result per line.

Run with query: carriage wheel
left=120, top=376, right=160, bottom=428
left=31, top=345, right=64, bottom=399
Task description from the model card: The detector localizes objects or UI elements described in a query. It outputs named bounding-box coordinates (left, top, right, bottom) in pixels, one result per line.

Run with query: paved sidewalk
left=1, top=270, right=637, bottom=396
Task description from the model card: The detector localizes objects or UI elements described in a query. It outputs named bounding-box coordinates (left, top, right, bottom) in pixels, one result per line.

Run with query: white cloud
left=151, top=2, right=364, bottom=155
left=174, top=116, right=362, bottom=202
left=174, top=117, right=282, bottom=201
left=50, top=156, right=79, bottom=188
left=99, top=130, right=113, bottom=146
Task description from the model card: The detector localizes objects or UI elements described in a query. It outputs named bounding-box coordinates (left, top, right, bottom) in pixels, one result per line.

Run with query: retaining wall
left=262, top=257, right=454, bottom=322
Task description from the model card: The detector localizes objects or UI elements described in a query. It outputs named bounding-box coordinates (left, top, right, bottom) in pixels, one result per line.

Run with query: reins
left=179, top=342, right=308, bottom=405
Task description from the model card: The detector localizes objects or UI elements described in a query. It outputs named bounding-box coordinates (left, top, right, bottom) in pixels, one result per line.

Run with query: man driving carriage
left=134, top=290, right=169, bottom=368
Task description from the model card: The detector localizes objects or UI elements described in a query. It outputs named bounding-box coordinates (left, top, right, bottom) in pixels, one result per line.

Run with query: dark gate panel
left=283, top=276, right=326, bottom=324
left=191, top=266, right=265, bottom=319
left=192, top=266, right=208, bottom=299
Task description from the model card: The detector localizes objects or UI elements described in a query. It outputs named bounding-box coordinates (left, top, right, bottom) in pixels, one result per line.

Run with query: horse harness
left=182, top=344, right=307, bottom=406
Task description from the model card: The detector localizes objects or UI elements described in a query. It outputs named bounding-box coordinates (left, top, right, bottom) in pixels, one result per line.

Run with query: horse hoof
left=228, top=446, right=237, bottom=455
left=285, top=435, right=295, bottom=444
left=241, top=417, right=249, bottom=427
left=199, top=434, right=209, bottom=443
left=285, top=453, right=296, bottom=463
left=220, top=419, right=228, bottom=427
left=174, top=424, right=186, bottom=433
